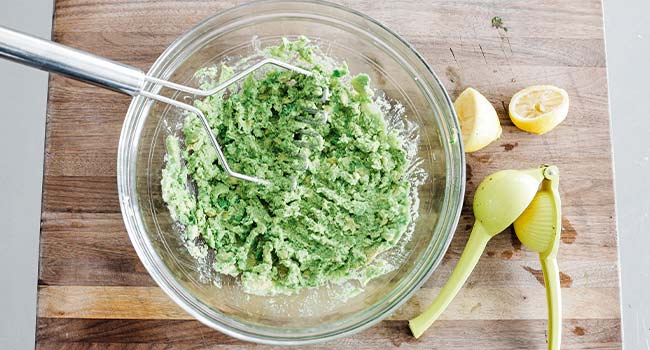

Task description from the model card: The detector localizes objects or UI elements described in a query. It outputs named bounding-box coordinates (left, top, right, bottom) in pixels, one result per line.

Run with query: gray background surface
left=0, top=0, right=52, bottom=349
left=603, top=0, right=650, bottom=348
left=0, top=0, right=647, bottom=349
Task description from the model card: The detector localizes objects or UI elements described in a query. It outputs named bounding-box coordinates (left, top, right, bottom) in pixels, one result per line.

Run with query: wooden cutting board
left=37, top=0, right=621, bottom=348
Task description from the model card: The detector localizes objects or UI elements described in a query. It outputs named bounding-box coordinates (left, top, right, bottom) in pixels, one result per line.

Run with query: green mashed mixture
left=161, top=37, right=413, bottom=295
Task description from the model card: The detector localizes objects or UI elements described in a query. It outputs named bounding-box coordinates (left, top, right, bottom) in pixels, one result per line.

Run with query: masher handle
left=0, top=25, right=145, bottom=95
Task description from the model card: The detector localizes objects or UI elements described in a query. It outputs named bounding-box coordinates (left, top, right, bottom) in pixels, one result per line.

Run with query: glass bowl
left=118, top=0, right=464, bottom=345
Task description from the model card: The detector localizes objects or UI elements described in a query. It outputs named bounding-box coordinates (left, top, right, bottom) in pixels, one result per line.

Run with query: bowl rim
left=117, top=0, right=465, bottom=345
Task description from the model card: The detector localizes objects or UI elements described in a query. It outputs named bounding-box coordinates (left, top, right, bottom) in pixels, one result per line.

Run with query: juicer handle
left=409, top=223, right=492, bottom=338
left=541, top=256, right=562, bottom=350
left=0, top=25, right=145, bottom=95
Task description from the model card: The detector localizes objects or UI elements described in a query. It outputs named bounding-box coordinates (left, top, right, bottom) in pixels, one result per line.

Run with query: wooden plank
left=39, top=242, right=620, bottom=287
left=42, top=155, right=617, bottom=214
left=39, top=212, right=618, bottom=287
left=38, top=213, right=154, bottom=287
left=51, top=0, right=605, bottom=40
left=42, top=176, right=118, bottom=213
left=38, top=285, right=620, bottom=321
left=38, top=286, right=187, bottom=320
left=36, top=318, right=621, bottom=350
left=50, top=32, right=606, bottom=68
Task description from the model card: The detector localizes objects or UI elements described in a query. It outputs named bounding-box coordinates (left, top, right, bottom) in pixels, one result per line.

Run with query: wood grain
left=38, top=0, right=621, bottom=348
left=38, top=285, right=620, bottom=321
left=36, top=319, right=622, bottom=350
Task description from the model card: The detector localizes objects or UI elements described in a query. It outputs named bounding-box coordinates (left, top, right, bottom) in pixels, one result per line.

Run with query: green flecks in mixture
left=161, top=37, right=413, bottom=295
left=491, top=16, right=508, bottom=32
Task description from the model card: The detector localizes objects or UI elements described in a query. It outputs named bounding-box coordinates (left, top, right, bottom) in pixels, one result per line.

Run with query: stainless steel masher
left=0, top=26, right=314, bottom=186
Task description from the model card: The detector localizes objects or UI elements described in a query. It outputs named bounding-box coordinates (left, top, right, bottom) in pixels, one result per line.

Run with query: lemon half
left=454, top=87, right=502, bottom=153
left=508, top=85, right=569, bottom=135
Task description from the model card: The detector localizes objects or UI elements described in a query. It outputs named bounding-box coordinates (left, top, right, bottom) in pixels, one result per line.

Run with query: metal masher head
left=293, top=108, right=328, bottom=152
left=142, top=58, right=314, bottom=186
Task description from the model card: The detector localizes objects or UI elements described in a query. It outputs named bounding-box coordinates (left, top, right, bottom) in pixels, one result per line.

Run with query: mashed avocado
left=161, top=37, right=413, bottom=295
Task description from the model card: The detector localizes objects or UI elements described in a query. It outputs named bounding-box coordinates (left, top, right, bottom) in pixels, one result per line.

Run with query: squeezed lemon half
left=454, top=87, right=502, bottom=152
left=508, top=85, right=569, bottom=135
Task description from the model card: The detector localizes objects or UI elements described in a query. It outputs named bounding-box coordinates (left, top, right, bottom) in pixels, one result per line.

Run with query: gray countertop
left=604, top=0, right=650, bottom=348
left=0, top=0, right=648, bottom=348
left=0, top=1, right=51, bottom=349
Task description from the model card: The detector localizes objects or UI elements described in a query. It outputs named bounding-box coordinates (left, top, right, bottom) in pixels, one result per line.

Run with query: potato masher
left=0, top=25, right=314, bottom=186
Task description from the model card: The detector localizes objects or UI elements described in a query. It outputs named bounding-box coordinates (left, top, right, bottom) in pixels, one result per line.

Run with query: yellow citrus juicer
left=409, top=165, right=562, bottom=350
